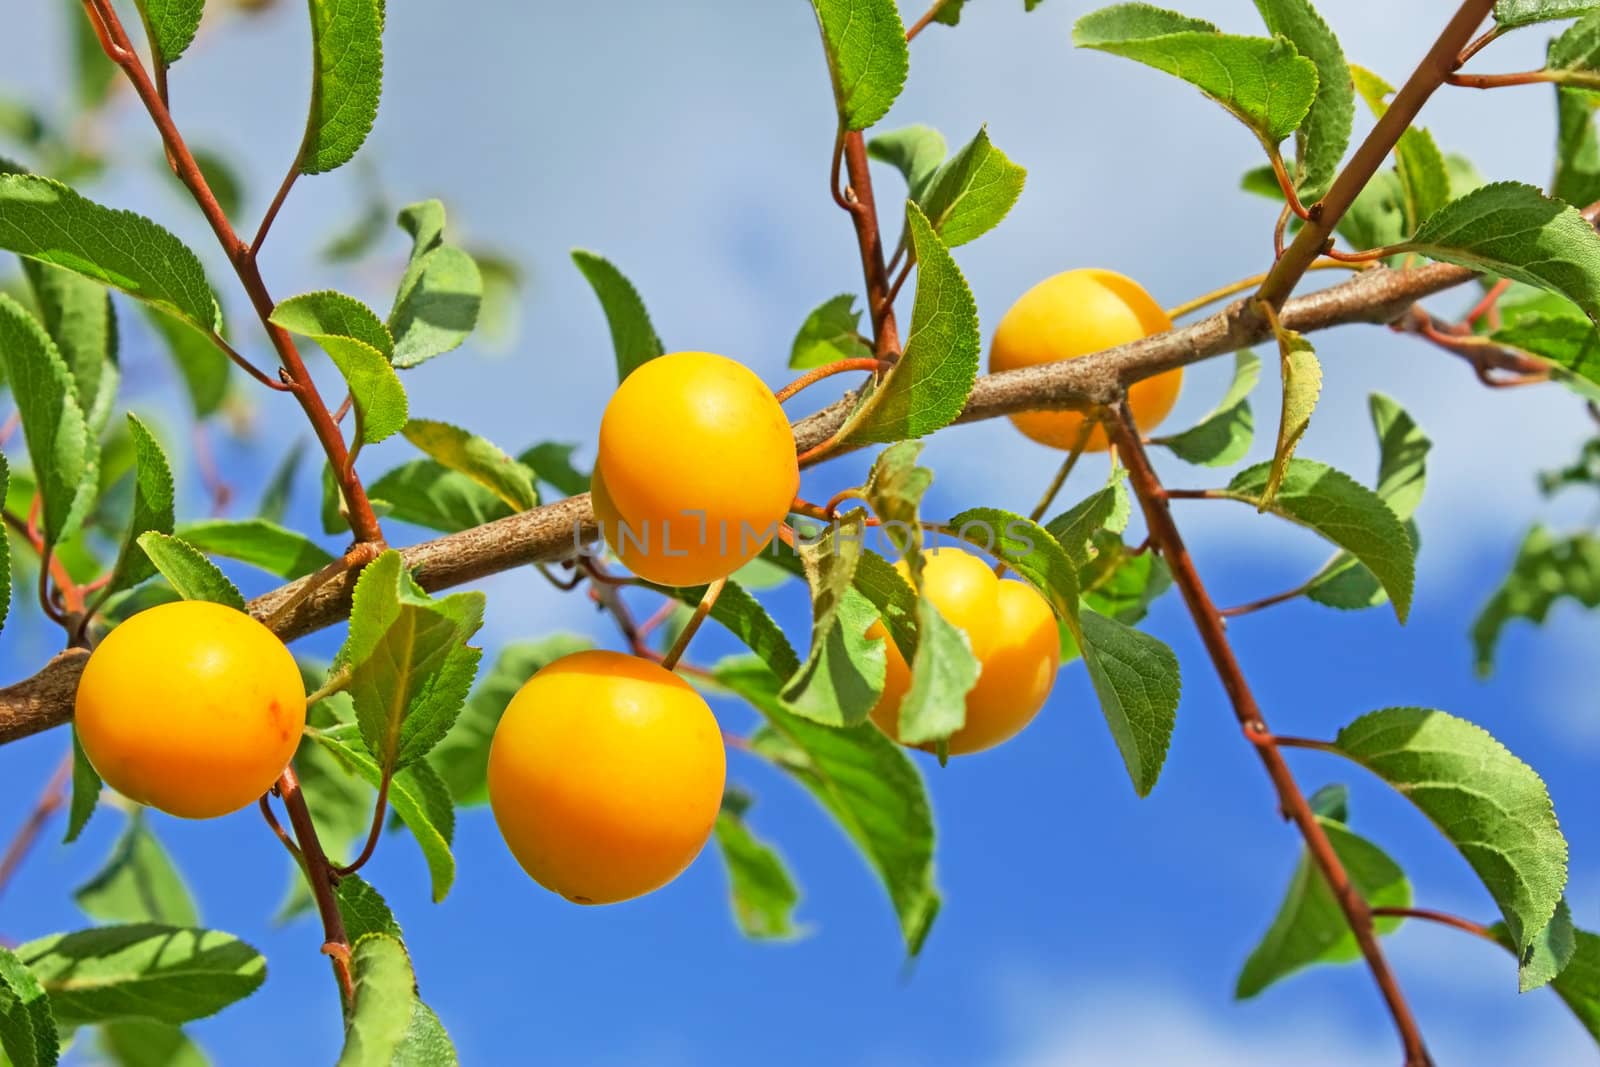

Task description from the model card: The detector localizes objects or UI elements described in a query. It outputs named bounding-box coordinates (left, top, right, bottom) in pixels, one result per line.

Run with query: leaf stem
left=1445, top=69, right=1556, bottom=89
left=904, top=0, right=954, bottom=42
left=1029, top=421, right=1095, bottom=524
left=272, top=765, right=355, bottom=1005
left=1165, top=260, right=1358, bottom=320
left=332, top=774, right=390, bottom=879
left=1371, top=906, right=1498, bottom=943
left=1106, top=404, right=1432, bottom=1067
left=661, top=578, right=726, bottom=671
left=774, top=358, right=891, bottom=403
left=1218, top=582, right=1311, bottom=618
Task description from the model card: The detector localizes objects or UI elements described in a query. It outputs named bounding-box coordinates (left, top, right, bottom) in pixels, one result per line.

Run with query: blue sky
left=2, top=1, right=1599, bottom=1063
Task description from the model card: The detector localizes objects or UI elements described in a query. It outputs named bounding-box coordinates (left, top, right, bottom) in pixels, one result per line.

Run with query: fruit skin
left=989, top=268, right=1181, bottom=452
left=591, top=351, right=799, bottom=587
left=868, top=549, right=1061, bottom=756
left=73, top=600, right=306, bottom=819
left=488, top=649, right=726, bottom=905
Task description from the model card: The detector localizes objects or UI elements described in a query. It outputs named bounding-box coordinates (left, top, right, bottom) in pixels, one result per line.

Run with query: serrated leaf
left=99, top=1019, right=209, bottom=1067
left=1396, top=127, right=1452, bottom=236
left=1236, top=816, right=1410, bottom=998
left=1262, top=319, right=1321, bottom=508
left=1333, top=707, right=1568, bottom=954
left=868, top=125, right=947, bottom=201
left=1503, top=900, right=1579, bottom=992
left=1521, top=926, right=1600, bottom=1040
left=272, top=292, right=406, bottom=443
left=897, top=593, right=980, bottom=747
left=1401, top=182, right=1600, bottom=322
left=0, top=174, right=219, bottom=331
left=808, top=0, right=909, bottom=131
left=1150, top=350, right=1259, bottom=466
left=143, top=308, right=229, bottom=419
left=103, top=414, right=176, bottom=597
left=1554, top=81, right=1600, bottom=212
left=134, top=532, right=245, bottom=609
left=74, top=815, right=198, bottom=927
left=781, top=515, right=885, bottom=726
left=0, top=944, right=58, bottom=1067
left=1079, top=532, right=1172, bottom=624
left=915, top=127, right=1026, bottom=248
left=338, top=935, right=418, bottom=1067
left=299, top=0, right=383, bottom=174
left=789, top=294, right=872, bottom=369
left=18, top=925, right=265, bottom=1026
left=334, top=875, right=404, bottom=945
left=388, top=202, right=481, bottom=367
left=1077, top=609, right=1180, bottom=796
left=1472, top=526, right=1600, bottom=674
left=136, top=0, right=204, bottom=67
left=175, top=518, right=334, bottom=580
left=1493, top=314, right=1600, bottom=395
left=839, top=204, right=978, bottom=443
left=23, top=260, right=119, bottom=436
left=1495, top=0, right=1600, bottom=26
left=1074, top=4, right=1319, bottom=147
left=1045, top=474, right=1131, bottom=567
left=65, top=731, right=100, bottom=844
left=715, top=790, right=804, bottom=941
left=1549, top=13, right=1600, bottom=89
left=428, top=634, right=593, bottom=806
left=1222, top=459, right=1414, bottom=621
left=401, top=420, right=537, bottom=512
left=311, top=725, right=456, bottom=902
left=1251, top=0, right=1352, bottom=201
left=719, top=658, right=940, bottom=954
left=367, top=460, right=515, bottom=533
left=569, top=250, right=663, bottom=382
left=0, top=295, right=95, bottom=548
left=1305, top=394, right=1429, bottom=610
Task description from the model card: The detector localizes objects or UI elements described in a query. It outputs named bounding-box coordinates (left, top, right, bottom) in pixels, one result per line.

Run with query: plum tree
left=73, top=601, right=305, bottom=819
left=990, top=269, right=1182, bottom=452
left=591, top=351, right=799, bottom=586
left=487, top=650, right=726, bottom=905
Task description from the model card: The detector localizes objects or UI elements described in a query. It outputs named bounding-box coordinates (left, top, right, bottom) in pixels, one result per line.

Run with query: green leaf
left=99, top=1019, right=209, bottom=1067
left=1045, top=474, right=1132, bottom=568
left=1150, top=350, right=1259, bottom=466
left=143, top=308, right=229, bottom=419
left=868, top=125, right=947, bottom=201
left=1503, top=900, right=1579, bottom=993
left=334, top=875, right=404, bottom=945
left=428, top=634, right=593, bottom=806
left=1549, top=13, right=1600, bottom=89
left=570, top=250, right=663, bottom=382
left=1493, top=314, right=1600, bottom=395
left=651, top=579, right=801, bottom=682
left=0, top=295, right=95, bottom=548
left=311, top=725, right=456, bottom=902
left=0, top=457, right=8, bottom=634
left=915, top=127, right=1027, bottom=248
left=134, top=532, right=246, bottom=609
left=1395, top=126, right=1453, bottom=237
left=780, top=515, right=886, bottom=727
left=23, top=261, right=119, bottom=436
left=1520, top=926, right=1600, bottom=1041
left=1495, top=0, right=1600, bottom=27
left=388, top=202, right=482, bottom=367
left=1077, top=609, right=1180, bottom=796
left=65, top=731, right=101, bottom=844
left=789, top=294, right=872, bottom=369
left=839, top=204, right=978, bottom=444
left=1472, top=526, right=1600, bottom=675
left=136, top=0, right=205, bottom=67
left=0, top=174, right=220, bottom=331
left=174, top=518, right=335, bottom=580
left=1262, top=319, right=1322, bottom=509
left=1251, top=0, right=1350, bottom=201
left=103, top=415, right=177, bottom=598
left=271, top=299, right=406, bottom=444
left=1333, top=707, right=1568, bottom=954
left=1074, top=4, right=1319, bottom=146
left=366, top=460, right=515, bottom=534
left=299, top=0, right=384, bottom=174
left=18, top=925, right=265, bottom=1027
left=847, top=548, right=920, bottom=661
left=337, top=935, right=420, bottom=1067
left=1236, top=815, right=1410, bottom=998
left=0, top=944, right=58, bottom=1067
left=1079, top=531, right=1172, bottom=624
left=1221, top=460, right=1414, bottom=622
left=517, top=442, right=590, bottom=499
left=337, top=551, right=485, bottom=775
left=714, top=790, right=804, bottom=941
left=74, top=815, right=198, bottom=927
left=1554, top=81, right=1600, bottom=208
left=1401, top=182, right=1600, bottom=322
left=719, top=658, right=940, bottom=954
left=1339, top=167, right=1408, bottom=254
left=401, top=420, right=538, bottom=512
left=808, top=0, right=909, bottom=131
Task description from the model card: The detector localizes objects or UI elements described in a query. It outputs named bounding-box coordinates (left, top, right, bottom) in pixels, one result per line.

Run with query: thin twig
left=1166, top=260, right=1358, bottom=320
left=774, top=358, right=889, bottom=403
left=660, top=578, right=726, bottom=671
left=332, top=776, right=390, bottom=878
left=1106, top=405, right=1431, bottom=1066
left=1219, top=583, right=1310, bottom=618
left=274, top=765, right=355, bottom=1004
left=251, top=160, right=301, bottom=260
left=904, top=0, right=953, bottom=42
left=1371, top=906, right=1498, bottom=943
left=0, top=754, right=72, bottom=907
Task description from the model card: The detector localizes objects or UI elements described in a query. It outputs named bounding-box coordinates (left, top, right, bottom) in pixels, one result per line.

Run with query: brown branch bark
left=275, top=766, right=355, bottom=1003
left=839, top=130, right=901, bottom=358
left=0, top=258, right=1495, bottom=748
left=1106, top=406, right=1431, bottom=1067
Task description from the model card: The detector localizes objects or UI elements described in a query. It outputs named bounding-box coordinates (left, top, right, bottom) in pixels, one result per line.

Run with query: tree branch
left=1106, top=406, right=1431, bottom=1066
left=274, top=765, right=354, bottom=1004
left=0, top=257, right=1504, bottom=747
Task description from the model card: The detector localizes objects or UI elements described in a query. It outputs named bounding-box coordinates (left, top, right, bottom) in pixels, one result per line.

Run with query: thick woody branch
left=0, top=258, right=1499, bottom=747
